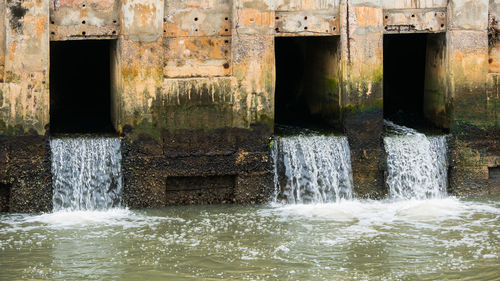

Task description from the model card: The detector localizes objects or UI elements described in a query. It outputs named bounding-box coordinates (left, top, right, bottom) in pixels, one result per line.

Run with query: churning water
left=272, top=135, right=353, bottom=203
left=384, top=121, right=448, bottom=200
left=0, top=196, right=499, bottom=280
left=50, top=137, right=122, bottom=211
left=1, top=127, right=498, bottom=280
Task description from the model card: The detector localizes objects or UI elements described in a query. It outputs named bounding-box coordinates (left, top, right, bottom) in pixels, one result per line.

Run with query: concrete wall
left=0, top=0, right=498, bottom=211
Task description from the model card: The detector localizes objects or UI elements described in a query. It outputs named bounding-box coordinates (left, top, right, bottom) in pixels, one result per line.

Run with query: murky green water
left=1, top=195, right=499, bottom=280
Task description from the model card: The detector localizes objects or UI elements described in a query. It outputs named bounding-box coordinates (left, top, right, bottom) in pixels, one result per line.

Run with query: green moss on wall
left=0, top=119, right=25, bottom=136
left=4, top=72, right=21, bottom=84
left=342, top=98, right=383, bottom=115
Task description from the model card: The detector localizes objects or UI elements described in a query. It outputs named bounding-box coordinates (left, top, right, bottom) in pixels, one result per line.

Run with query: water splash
left=50, top=137, right=122, bottom=211
left=384, top=121, right=448, bottom=200
left=272, top=135, right=354, bottom=204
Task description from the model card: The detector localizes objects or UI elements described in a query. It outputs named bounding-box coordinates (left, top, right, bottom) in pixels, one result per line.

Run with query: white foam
left=21, top=209, right=182, bottom=229
left=28, top=208, right=133, bottom=226
left=271, top=197, right=465, bottom=222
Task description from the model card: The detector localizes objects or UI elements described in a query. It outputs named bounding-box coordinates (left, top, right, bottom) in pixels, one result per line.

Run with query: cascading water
left=50, top=137, right=122, bottom=211
left=384, top=121, right=448, bottom=200
left=272, top=135, right=354, bottom=204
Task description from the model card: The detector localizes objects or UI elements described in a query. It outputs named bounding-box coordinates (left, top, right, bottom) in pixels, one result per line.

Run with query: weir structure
left=0, top=0, right=498, bottom=212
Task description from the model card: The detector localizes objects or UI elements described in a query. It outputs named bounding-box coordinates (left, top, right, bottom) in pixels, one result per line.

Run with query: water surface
left=1, top=195, right=499, bottom=280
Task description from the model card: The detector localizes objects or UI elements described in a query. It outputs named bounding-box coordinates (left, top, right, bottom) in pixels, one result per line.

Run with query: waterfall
left=272, top=135, right=354, bottom=204
left=384, top=121, right=448, bottom=200
left=50, top=137, right=122, bottom=211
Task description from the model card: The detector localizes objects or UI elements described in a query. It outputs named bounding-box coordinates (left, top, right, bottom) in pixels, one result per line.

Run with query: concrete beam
left=49, top=0, right=121, bottom=40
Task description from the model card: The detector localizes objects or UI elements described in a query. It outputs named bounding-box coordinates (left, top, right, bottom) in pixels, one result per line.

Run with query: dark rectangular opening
left=384, top=33, right=449, bottom=132
left=0, top=182, right=10, bottom=212
left=275, top=36, right=341, bottom=133
left=50, top=40, right=115, bottom=134
left=489, top=166, right=500, bottom=179
left=384, top=33, right=428, bottom=128
left=165, top=175, right=235, bottom=205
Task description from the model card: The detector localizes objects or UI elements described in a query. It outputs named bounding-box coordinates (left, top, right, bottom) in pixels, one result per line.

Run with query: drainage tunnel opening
left=275, top=36, right=341, bottom=133
left=384, top=33, right=448, bottom=131
left=50, top=40, right=115, bottom=134
left=490, top=166, right=500, bottom=180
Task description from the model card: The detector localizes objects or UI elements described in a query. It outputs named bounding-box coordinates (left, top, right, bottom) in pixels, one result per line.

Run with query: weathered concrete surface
left=0, top=0, right=49, bottom=136
left=383, top=9, right=446, bottom=33
left=163, top=0, right=232, bottom=77
left=122, top=0, right=163, bottom=42
left=448, top=0, right=499, bottom=195
left=0, top=0, right=5, bottom=83
left=489, top=0, right=500, bottom=72
left=340, top=0, right=385, bottom=198
left=0, top=0, right=499, bottom=212
left=50, top=0, right=120, bottom=40
left=275, top=1, right=340, bottom=36
left=115, top=0, right=275, bottom=207
left=382, top=0, right=447, bottom=9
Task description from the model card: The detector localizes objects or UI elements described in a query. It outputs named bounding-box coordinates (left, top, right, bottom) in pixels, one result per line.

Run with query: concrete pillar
left=1, top=0, right=49, bottom=135
left=340, top=0, right=384, bottom=197
left=447, top=0, right=497, bottom=193
left=115, top=0, right=164, bottom=135
left=0, top=0, right=51, bottom=213
left=232, top=0, right=275, bottom=130
left=0, top=0, right=5, bottom=83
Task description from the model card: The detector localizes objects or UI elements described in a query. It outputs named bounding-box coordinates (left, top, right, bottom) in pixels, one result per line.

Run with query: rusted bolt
left=333, top=16, right=336, bottom=20
left=223, top=63, right=230, bottom=69
left=489, top=58, right=494, bottom=64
